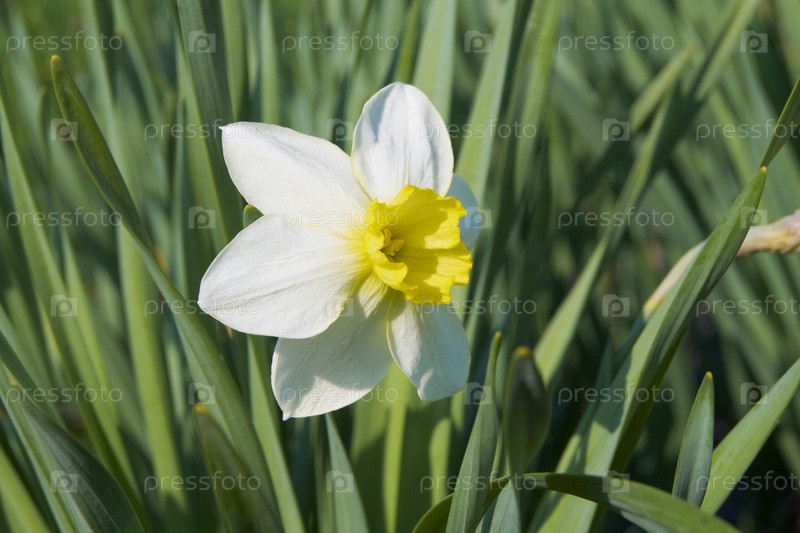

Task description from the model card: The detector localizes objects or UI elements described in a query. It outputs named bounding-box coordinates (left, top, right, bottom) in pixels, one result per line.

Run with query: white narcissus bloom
left=198, top=82, right=481, bottom=418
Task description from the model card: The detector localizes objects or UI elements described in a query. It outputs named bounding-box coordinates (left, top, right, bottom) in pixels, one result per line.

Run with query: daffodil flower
left=199, top=83, right=481, bottom=418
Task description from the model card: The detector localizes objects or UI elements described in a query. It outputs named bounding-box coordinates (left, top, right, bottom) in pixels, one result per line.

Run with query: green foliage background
left=1, top=0, right=800, bottom=531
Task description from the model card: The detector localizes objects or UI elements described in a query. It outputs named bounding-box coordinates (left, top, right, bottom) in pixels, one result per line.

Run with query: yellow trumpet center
left=363, top=185, right=472, bottom=305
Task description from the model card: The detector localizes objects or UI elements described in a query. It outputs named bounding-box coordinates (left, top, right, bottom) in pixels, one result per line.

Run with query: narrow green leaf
left=50, top=56, right=151, bottom=247
left=416, top=474, right=736, bottom=533
left=325, top=414, right=370, bottom=533
left=487, top=483, right=520, bottom=533
left=193, top=405, right=282, bottom=532
left=503, top=347, right=549, bottom=474
left=446, top=332, right=501, bottom=532
left=760, top=75, right=800, bottom=167
left=455, top=0, right=518, bottom=201
left=411, top=0, right=455, bottom=119
left=701, top=358, right=800, bottom=513
left=672, top=372, right=714, bottom=505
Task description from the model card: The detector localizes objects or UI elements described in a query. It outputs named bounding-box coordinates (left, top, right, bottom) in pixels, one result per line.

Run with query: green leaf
left=487, top=483, right=520, bottom=533
left=455, top=0, right=518, bottom=201
left=672, top=372, right=714, bottom=506
left=0, top=372, right=144, bottom=533
left=503, top=347, right=549, bottom=474
left=193, top=405, right=282, bottom=532
left=325, top=415, right=370, bottom=533
left=412, top=0, right=455, bottom=119
left=701, top=358, right=800, bottom=513
left=50, top=56, right=151, bottom=247
left=416, top=474, right=737, bottom=533
left=446, top=332, right=501, bottom=532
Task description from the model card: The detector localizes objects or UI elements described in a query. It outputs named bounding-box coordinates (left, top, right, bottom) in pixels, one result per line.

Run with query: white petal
left=351, top=83, right=454, bottom=202
left=221, top=122, right=370, bottom=222
left=198, top=215, right=369, bottom=338
left=446, top=174, right=481, bottom=250
left=386, top=295, right=470, bottom=401
left=272, top=276, right=393, bottom=418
